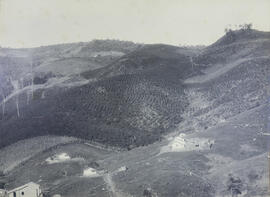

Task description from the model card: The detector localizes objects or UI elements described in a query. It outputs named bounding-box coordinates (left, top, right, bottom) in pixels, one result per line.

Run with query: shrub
left=226, top=174, right=244, bottom=197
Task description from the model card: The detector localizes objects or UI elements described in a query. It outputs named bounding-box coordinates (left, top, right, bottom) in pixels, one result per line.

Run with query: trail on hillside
left=184, top=56, right=269, bottom=84
left=103, top=171, right=134, bottom=197
left=103, top=173, right=120, bottom=197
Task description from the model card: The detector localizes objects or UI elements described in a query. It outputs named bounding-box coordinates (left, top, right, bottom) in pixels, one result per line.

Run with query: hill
left=0, top=29, right=269, bottom=197
left=0, top=30, right=269, bottom=150
left=0, top=43, right=195, bottom=149
left=0, top=40, right=141, bottom=104
left=82, top=44, right=201, bottom=80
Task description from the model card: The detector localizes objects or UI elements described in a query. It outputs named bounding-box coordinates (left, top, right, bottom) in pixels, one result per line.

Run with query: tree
left=245, top=23, right=252, bottom=30
left=240, top=23, right=253, bottom=31
left=225, top=28, right=234, bottom=36
left=0, top=170, right=6, bottom=189
left=0, top=89, right=5, bottom=117
left=226, top=174, right=243, bottom=197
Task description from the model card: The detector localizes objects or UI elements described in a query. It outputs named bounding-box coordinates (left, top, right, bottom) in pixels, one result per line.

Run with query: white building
left=0, top=189, right=8, bottom=197
left=8, top=182, right=42, bottom=197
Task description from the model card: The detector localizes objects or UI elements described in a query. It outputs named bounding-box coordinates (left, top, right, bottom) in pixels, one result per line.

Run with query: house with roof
left=7, top=182, right=42, bottom=197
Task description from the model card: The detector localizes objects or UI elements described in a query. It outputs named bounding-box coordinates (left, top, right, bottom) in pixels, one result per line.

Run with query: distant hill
left=0, top=40, right=141, bottom=103
left=82, top=44, right=200, bottom=80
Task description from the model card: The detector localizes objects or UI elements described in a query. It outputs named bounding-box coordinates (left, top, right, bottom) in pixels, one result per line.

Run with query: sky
left=0, top=0, right=269, bottom=48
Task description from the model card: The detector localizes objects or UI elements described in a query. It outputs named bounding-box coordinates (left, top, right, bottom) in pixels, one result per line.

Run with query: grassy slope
left=0, top=44, right=195, bottom=149
left=0, top=136, right=77, bottom=173
left=5, top=104, right=267, bottom=196
left=0, top=40, right=141, bottom=103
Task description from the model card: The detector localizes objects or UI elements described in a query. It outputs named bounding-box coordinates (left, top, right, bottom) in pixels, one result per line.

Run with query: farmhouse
left=0, top=189, right=8, bottom=197
left=8, top=182, right=42, bottom=197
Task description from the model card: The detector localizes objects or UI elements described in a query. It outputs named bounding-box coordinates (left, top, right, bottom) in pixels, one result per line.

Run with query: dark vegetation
left=226, top=174, right=244, bottom=197
left=0, top=171, right=6, bottom=189
left=0, top=66, right=188, bottom=149
left=33, top=72, right=55, bottom=85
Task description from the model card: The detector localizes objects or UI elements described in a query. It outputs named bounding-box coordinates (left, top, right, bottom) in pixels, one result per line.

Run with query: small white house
left=8, top=182, right=42, bottom=197
left=0, top=189, right=8, bottom=197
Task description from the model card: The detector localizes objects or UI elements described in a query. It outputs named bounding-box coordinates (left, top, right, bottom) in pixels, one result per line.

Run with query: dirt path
left=103, top=173, right=119, bottom=197
left=103, top=172, right=132, bottom=197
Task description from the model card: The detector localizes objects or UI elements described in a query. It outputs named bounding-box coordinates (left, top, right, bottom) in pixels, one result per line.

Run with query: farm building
left=8, top=182, right=42, bottom=197
left=0, top=189, right=8, bottom=197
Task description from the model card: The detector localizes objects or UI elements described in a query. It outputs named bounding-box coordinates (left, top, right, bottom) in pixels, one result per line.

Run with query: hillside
left=0, top=40, right=141, bottom=103
left=82, top=44, right=201, bottom=80
left=0, top=42, right=197, bottom=149
left=0, top=29, right=269, bottom=197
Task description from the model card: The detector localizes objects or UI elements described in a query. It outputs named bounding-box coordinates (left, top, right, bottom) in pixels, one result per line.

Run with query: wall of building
left=0, top=189, right=8, bottom=197
left=8, top=184, right=41, bottom=197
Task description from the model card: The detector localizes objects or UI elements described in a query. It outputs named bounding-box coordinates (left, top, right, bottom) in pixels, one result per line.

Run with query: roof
left=8, top=182, right=40, bottom=193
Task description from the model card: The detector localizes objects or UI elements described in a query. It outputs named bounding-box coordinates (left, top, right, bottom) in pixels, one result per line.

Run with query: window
left=13, top=192, right=16, bottom=197
left=21, top=191, right=24, bottom=195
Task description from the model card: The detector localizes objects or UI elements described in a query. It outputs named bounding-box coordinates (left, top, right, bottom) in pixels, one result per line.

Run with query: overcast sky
left=0, top=0, right=269, bottom=48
